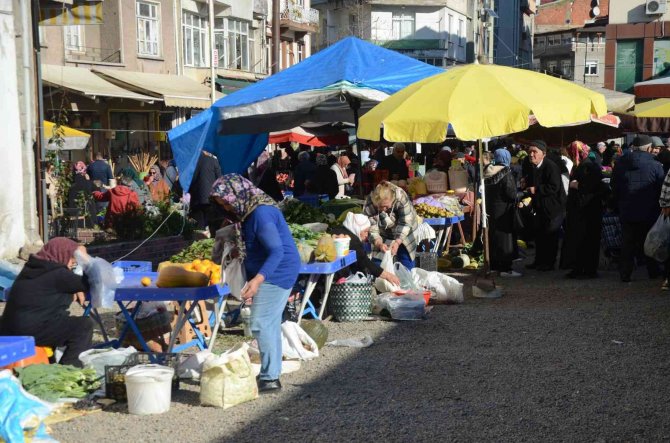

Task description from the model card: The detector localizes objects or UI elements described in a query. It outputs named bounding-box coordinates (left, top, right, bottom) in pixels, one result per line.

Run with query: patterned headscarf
left=34, top=237, right=79, bottom=267
left=568, top=141, right=589, bottom=161
left=74, top=161, right=87, bottom=176
left=210, top=173, right=277, bottom=221
left=149, top=165, right=162, bottom=184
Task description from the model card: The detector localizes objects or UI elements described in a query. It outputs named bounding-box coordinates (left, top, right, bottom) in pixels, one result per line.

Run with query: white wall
left=0, top=0, right=27, bottom=258
left=609, top=0, right=670, bottom=24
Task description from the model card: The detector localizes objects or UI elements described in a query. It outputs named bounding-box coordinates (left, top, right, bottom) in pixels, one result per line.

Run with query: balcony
left=65, top=46, right=121, bottom=64
left=280, top=1, right=319, bottom=34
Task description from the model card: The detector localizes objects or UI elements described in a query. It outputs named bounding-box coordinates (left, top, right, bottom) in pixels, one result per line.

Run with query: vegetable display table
left=88, top=272, right=229, bottom=357
left=297, top=251, right=357, bottom=323
left=424, top=215, right=466, bottom=253
left=0, top=336, right=35, bottom=367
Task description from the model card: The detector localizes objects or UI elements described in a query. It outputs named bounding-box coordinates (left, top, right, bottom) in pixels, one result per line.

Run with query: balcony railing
left=280, top=1, right=319, bottom=27
left=65, top=46, right=121, bottom=64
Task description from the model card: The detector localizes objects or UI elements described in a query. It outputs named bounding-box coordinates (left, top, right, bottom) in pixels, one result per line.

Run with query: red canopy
left=268, top=124, right=349, bottom=147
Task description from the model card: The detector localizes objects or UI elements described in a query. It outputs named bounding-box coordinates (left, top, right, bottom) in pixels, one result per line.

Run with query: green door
left=615, top=40, right=643, bottom=93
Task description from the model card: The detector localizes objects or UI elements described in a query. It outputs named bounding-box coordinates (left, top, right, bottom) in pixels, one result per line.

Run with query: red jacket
left=93, top=185, right=139, bottom=226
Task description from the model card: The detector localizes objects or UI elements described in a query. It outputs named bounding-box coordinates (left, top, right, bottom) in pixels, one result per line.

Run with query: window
left=392, top=12, right=414, bottom=40
left=547, top=61, right=557, bottom=72
left=585, top=60, right=598, bottom=76
left=182, top=12, right=207, bottom=67
left=297, top=42, right=304, bottom=62
left=534, top=36, right=545, bottom=48
left=214, top=18, right=251, bottom=71
left=64, top=25, right=84, bottom=51
left=458, top=19, right=465, bottom=47
left=349, top=14, right=359, bottom=37
left=548, top=35, right=559, bottom=46
left=562, top=33, right=572, bottom=45
left=136, top=1, right=160, bottom=57
left=561, top=59, right=572, bottom=77
left=418, top=57, right=445, bottom=67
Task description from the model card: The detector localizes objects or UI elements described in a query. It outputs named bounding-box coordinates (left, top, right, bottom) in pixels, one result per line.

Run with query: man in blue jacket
left=87, top=152, right=113, bottom=186
left=612, top=135, right=665, bottom=282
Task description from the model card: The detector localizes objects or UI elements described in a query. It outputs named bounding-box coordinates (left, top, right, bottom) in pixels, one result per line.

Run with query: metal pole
left=209, top=0, right=216, bottom=104
left=31, top=0, right=47, bottom=241
left=272, top=0, right=280, bottom=73
left=488, top=0, right=495, bottom=64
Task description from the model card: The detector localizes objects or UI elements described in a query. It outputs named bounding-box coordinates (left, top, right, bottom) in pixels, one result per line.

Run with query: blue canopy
left=168, top=37, right=443, bottom=192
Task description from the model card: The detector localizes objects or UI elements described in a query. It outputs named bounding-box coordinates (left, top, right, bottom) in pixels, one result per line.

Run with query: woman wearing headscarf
left=310, top=154, right=339, bottom=199
left=118, top=167, right=151, bottom=205
left=0, top=238, right=93, bottom=367
left=254, top=151, right=284, bottom=202
left=210, top=174, right=299, bottom=392
left=329, top=213, right=400, bottom=286
left=147, top=165, right=170, bottom=202
left=331, top=154, right=354, bottom=199
left=363, top=181, right=420, bottom=270
left=68, top=161, right=94, bottom=207
left=560, top=145, right=606, bottom=278
left=484, top=148, right=520, bottom=277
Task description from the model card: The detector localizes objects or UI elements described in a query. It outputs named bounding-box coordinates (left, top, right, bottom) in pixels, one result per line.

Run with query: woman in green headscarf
left=119, top=167, right=150, bottom=205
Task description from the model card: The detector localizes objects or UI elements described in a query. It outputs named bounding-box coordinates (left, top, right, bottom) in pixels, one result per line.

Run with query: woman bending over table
left=210, top=174, right=300, bottom=393
left=364, top=181, right=420, bottom=270
left=0, top=238, right=93, bottom=367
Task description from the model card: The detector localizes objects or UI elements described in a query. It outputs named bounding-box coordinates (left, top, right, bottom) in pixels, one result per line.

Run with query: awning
left=268, top=123, right=349, bottom=146
left=44, top=120, right=90, bottom=150
left=215, top=77, right=255, bottom=94
left=39, top=0, right=104, bottom=26
left=634, top=76, right=670, bottom=99
left=92, top=69, right=217, bottom=109
left=42, top=64, right=158, bottom=102
left=379, top=39, right=443, bottom=50
left=572, top=81, right=635, bottom=113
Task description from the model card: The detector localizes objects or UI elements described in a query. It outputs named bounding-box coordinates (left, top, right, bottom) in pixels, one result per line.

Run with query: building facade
left=312, top=0, right=471, bottom=66
left=491, top=0, right=535, bottom=68
left=605, top=0, right=670, bottom=92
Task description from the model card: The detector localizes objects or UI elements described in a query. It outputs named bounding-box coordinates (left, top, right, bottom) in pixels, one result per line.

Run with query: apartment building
left=312, top=0, right=471, bottom=67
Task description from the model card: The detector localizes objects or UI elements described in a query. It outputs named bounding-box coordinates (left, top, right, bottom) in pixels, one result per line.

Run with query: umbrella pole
left=479, top=139, right=490, bottom=274
left=350, top=97, right=364, bottom=196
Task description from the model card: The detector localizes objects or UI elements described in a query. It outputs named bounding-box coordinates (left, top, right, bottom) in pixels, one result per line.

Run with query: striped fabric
left=39, top=1, right=103, bottom=26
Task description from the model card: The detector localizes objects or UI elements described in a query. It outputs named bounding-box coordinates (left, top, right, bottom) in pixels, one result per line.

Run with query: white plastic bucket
left=333, top=238, right=350, bottom=256
left=125, top=364, right=174, bottom=415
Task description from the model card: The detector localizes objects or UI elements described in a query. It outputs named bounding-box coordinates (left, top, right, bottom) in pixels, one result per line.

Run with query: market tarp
left=634, top=76, right=670, bottom=99
left=572, top=82, right=635, bottom=113
left=169, top=36, right=442, bottom=192
left=268, top=124, right=349, bottom=146
left=618, top=98, right=670, bottom=133
left=214, top=36, right=444, bottom=134
left=92, top=69, right=218, bottom=109
left=358, top=63, right=608, bottom=142
left=44, top=121, right=90, bottom=150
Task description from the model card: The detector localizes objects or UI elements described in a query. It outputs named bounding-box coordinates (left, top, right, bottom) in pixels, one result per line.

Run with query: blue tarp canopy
left=168, top=37, right=443, bottom=192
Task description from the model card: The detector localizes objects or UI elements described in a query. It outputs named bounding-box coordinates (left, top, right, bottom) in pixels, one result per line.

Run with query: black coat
left=378, top=155, right=409, bottom=180
left=0, top=256, right=88, bottom=335
left=190, top=153, right=222, bottom=205
left=611, top=150, right=665, bottom=223
left=484, top=165, right=517, bottom=232
left=68, top=174, right=95, bottom=208
left=532, top=159, right=566, bottom=220
left=311, top=165, right=339, bottom=199
left=330, top=225, right=383, bottom=278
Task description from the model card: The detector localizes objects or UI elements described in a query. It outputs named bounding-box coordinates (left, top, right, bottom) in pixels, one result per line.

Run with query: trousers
left=534, top=214, right=563, bottom=268
left=620, top=220, right=660, bottom=279
left=34, top=316, right=93, bottom=367
left=250, top=282, right=291, bottom=381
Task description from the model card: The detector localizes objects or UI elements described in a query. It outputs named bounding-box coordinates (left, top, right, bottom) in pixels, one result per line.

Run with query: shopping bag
left=394, top=262, right=420, bottom=291
left=375, top=251, right=400, bottom=293
left=78, top=347, right=137, bottom=378
left=200, top=343, right=258, bottom=409
left=375, top=292, right=426, bottom=321
left=280, top=322, right=319, bottom=361
left=644, top=215, right=670, bottom=262
left=411, top=268, right=464, bottom=304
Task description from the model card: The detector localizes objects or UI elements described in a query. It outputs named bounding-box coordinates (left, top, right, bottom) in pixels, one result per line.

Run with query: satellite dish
left=591, top=6, right=600, bottom=17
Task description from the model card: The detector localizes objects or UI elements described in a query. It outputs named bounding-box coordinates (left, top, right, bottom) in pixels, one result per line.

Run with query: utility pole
left=272, top=0, right=280, bottom=74
left=209, top=0, right=216, bottom=104
left=488, top=0, right=495, bottom=64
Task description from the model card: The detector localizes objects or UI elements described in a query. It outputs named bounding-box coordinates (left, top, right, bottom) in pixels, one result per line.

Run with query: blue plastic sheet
left=0, top=370, right=53, bottom=442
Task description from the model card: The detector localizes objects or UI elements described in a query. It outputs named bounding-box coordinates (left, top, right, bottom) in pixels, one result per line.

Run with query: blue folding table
left=297, top=251, right=357, bottom=323
left=424, top=215, right=466, bottom=253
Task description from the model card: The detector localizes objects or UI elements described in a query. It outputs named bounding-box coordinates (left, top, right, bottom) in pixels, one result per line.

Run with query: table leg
left=433, top=228, right=445, bottom=253
left=208, top=295, right=227, bottom=349
left=444, top=225, right=454, bottom=252
left=318, top=273, right=335, bottom=319
left=297, top=274, right=320, bottom=325
left=118, top=301, right=153, bottom=354
left=168, top=302, right=202, bottom=353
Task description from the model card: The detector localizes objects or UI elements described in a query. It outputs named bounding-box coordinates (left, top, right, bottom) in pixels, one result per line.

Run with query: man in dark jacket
left=525, top=140, right=566, bottom=271
left=87, top=153, right=113, bottom=186
left=378, top=143, right=409, bottom=180
left=293, top=151, right=317, bottom=197
left=612, top=134, right=665, bottom=282
left=189, top=151, right=222, bottom=229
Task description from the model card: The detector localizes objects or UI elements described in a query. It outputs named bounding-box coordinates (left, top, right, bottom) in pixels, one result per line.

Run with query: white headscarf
left=343, top=212, right=371, bottom=240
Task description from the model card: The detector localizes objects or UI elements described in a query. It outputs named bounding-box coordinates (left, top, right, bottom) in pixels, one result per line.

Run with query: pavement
left=49, top=264, right=670, bottom=442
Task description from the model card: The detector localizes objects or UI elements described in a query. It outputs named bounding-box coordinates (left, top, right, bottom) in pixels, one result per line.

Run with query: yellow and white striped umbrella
left=39, top=0, right=103, bottom=26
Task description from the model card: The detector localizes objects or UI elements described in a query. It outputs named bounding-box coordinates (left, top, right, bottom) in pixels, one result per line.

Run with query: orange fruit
left=141, top=277, right=152, bottom=287
left=192, top=259, right=202, bottom=267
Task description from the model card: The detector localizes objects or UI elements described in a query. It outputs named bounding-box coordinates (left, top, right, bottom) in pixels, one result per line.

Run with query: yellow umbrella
left=624, top=98, right=670, bottom=117
left=44, top=120, right=90, bottom=150
left=618, top=98, right=670, bottom=133
left=358, top=63, right=608, bottom=142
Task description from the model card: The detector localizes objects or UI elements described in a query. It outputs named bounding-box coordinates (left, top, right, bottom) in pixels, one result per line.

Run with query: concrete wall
left=609, top=0, right=670, bottom=25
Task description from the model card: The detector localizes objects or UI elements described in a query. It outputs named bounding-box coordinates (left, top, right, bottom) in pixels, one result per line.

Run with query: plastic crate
left=113, top=261, right=152, bottom=273
left=105, top=364, right=133, bottom=401
left=416, top=252, right=437, bottom=272
left=128, top=352, right=184, bottom=388
left=104, top=354, right=183, bottom=402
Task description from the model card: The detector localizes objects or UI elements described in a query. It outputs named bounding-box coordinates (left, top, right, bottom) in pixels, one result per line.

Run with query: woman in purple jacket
left=210, top=174, right=300, bottom=392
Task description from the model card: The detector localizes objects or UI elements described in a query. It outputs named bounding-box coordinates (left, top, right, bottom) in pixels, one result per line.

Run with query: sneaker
left=258, top=379, right=282, bottom=393
left=662, top=279, right=670, bottom=291
left=500, top=271, right=522, bottom=278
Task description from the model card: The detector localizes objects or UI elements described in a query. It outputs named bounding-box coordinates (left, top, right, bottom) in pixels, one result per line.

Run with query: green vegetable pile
left=171, top=239, right=215, bottom=263
left=281, top=200, right=330, bottom=225
left=16, top=364, right=101, bottom=402
left=289, top=224, right=321, bottom=247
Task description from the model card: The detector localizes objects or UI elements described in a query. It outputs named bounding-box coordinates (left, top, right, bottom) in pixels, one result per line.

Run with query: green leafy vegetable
left=16, top=364, right=101, bottom=402
left=171, top=239, right=215, bottom=263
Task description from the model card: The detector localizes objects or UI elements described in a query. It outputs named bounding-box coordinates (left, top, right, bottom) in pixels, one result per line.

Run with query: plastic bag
left=78, top=347, right=137, bottom=378
left=326, top=336, right=374, bottom=348
left=411, top=268, right=464, bottom=304
left=394, top=262, right=420, bottom=291
left=0, top=370, right=54, bottom=443
left=222, top=257, right=246, bottom=301
left=280, top=322, right=319, bottom=361
left=345, top=272, right=371, bottom=284
left=644, top=215, right=670, bottom=262
left=375, top=251, right=400, bottom=293
left=178, top=350, right=212, bottom=380
left=375, top=292, right=426, bottom=321
left=76, top=251, right=121, bottom=308
left=200, top=343, right=258, bottom=409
